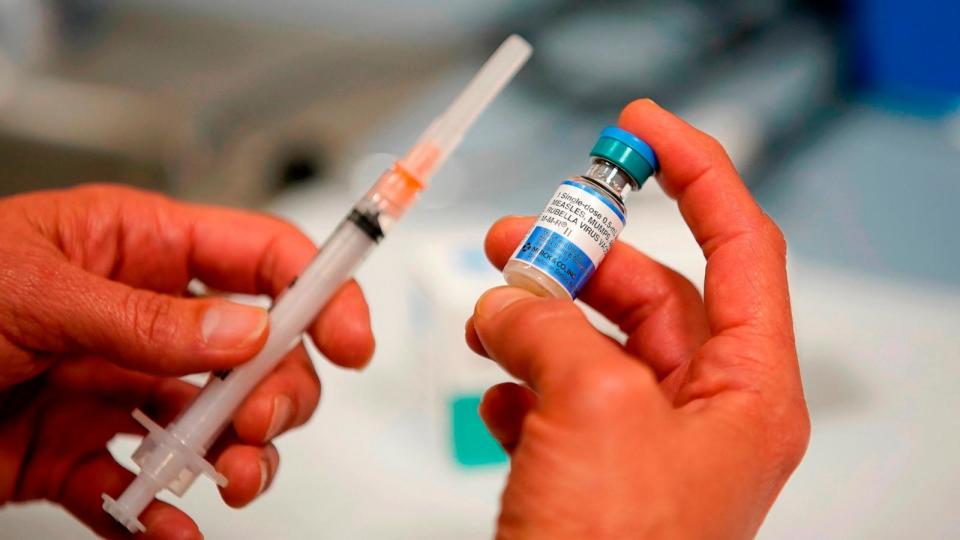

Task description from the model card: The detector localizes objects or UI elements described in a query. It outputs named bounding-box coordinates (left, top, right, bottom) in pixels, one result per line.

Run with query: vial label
left=511, top=180, right=625, bottom=297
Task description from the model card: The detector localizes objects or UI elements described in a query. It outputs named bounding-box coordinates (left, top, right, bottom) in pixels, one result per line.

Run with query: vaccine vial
left=504, top=126, right=659, bottom=299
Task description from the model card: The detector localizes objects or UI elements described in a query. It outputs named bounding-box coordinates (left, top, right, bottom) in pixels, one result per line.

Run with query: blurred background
left=1, top=0, right=958, bottom=538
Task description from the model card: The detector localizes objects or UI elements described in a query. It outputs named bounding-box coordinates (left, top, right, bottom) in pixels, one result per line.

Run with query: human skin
left=465, top=99, right=810, bottom=539
left=0, top=185, right=374, bottom=539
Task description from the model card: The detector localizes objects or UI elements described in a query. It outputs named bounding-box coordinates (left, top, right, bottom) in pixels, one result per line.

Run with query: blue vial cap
left=590, top=126, right=659, bottom=186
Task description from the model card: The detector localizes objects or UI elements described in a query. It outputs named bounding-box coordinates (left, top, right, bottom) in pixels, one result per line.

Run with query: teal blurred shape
left=450, top=394, right=508, bottom=467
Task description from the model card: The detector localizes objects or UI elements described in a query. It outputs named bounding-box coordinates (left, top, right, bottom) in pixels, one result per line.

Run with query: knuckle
left=696, top=132, right=733, bottom=166
left=254, top=235, right=284, bottom=294
left=0, top=261, right=39, bottom=341
left=255, top=225, right=314, bottom=295
left=700, top=132, right=726, bottom=154
left=299, top=392, right=321, bottom=426
left=777, top=406, right=811, bottom=471
left=124, top=289, right=176, bottom=348
left=66, top=182, right=115, bottom=197
left=301, top=369, right=322, bottom=415
left=753, top=395, right=810, bottom=474
left=68, top=182, right=145, bottom=201
left=287, top=352, right=321, bottom=425
left=763, top=216, right=788, bottom=257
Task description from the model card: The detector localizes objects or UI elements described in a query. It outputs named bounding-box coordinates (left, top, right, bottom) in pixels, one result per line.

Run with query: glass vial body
left=504, top=157, right=638, bottom=299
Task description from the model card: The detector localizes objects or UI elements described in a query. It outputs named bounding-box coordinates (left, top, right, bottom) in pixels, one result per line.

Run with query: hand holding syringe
left=103, top=35, right=532, bottom=533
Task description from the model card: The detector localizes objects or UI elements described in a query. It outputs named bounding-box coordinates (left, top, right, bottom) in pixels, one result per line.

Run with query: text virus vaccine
left=503, top=126, right=659, bottom=299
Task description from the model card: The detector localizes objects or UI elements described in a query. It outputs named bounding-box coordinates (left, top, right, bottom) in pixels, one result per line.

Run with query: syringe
left=103, top=35, right=532, bottom=533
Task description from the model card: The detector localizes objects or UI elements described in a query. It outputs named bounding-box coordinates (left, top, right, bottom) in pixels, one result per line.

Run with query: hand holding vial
left=466, top=99, right=809, bottom=539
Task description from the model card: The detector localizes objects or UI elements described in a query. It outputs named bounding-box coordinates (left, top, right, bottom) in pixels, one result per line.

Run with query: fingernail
left=201, top=303, right=268, bottom=350
left=258, top=446, right=280, bottom=495
left=265, top=396, right=293, bottom=440
left=476, top=287, right=532, bottom=320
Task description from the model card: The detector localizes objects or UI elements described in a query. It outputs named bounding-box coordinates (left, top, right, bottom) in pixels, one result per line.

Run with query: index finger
left=183, top=205, right=375, bottom=369
left=617, top=99, right=793, bottom=347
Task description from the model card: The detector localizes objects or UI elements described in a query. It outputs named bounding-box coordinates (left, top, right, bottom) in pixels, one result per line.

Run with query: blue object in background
left=450, top=395, right=507, bottom=467
left=850, top=0, right=960, bottom=110
left=757, top=103, right=960, bottom=287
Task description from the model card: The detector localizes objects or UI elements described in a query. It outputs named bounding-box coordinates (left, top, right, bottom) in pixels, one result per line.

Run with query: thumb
left=8, top=263, right=268, bottom=375
left=471, top=287, right=650, bottom=397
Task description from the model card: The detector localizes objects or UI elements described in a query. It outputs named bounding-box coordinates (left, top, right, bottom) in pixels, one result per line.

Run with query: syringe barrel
left=171, top=216, right=377, bottom=450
